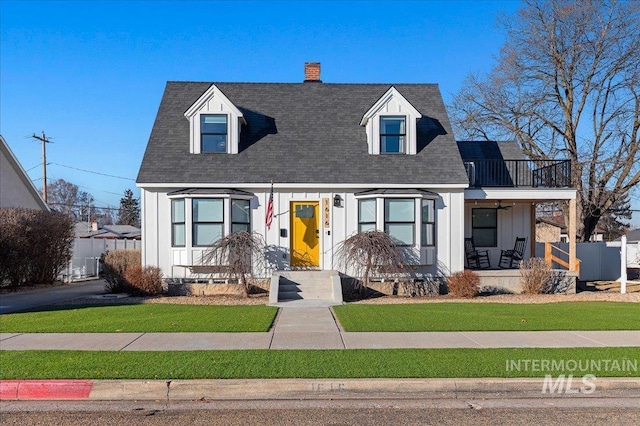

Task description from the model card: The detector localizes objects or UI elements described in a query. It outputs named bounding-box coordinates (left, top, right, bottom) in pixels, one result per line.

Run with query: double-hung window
left=201, top=114, right=228, bottom=153
left=192, top=198, right=224, bottom=246
left=384, top=198, right=415, bottom=245
left=358, top=199, right=376, bottom=232
left=421, top=199, right=435, bottom=246
left=231, top=199, right=251, bottom=233
left=472, top=208, right=497, bottom=247
left=171, top=199, right=185, bottom=247
left=380, top=116, right=406, bottom=154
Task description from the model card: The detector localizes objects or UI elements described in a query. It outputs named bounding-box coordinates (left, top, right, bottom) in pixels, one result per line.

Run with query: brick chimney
left=304, top=62, right=321, bottom=83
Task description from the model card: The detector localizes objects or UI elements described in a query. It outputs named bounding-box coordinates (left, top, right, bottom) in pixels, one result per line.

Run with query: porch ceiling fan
left=496, top=200, right=513, bottom=210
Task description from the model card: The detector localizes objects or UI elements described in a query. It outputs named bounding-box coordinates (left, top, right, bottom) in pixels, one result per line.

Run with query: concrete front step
left=269, top=270, right=343, bottom=306
left=278, top=291, right=332, bottom=300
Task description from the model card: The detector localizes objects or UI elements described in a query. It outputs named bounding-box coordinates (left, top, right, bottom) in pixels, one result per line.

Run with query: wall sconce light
left=333, top=194, right=343, bottom=207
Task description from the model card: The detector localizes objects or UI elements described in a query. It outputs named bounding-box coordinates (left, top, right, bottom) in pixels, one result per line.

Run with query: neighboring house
left=536, top=217, right=566, bottom=243
left=137, top=63, right=577, bottom=280
left=0, top=135, right=49, bottom=211
left=74, top=222, right=141, bottom=240
left=536, top=215, right=605, bottom=243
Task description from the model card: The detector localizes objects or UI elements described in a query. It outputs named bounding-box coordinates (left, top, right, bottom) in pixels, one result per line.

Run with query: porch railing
left=464, top=160, right=572, bottom=188
left=544, top=242, right=581, bottom=275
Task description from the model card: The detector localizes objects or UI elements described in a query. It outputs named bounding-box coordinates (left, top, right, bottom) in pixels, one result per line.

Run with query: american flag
left=265, top=182, right=274, bottom=230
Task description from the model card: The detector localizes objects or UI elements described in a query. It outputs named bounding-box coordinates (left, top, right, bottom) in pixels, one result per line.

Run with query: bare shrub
left=446, top=270, right=480, bottom=298
left=101, top=249, right=141, bottom=293
left=200, top=231, right=265, bottom=297
left=519, top=257, right=553, bottom=294
left=401, top=276, right=441, bottom=297
left=335, top=231, right=407, bottom=295
left=123, top=265, right=163, bottom=296
left=0, top=207, right=73, bottom=286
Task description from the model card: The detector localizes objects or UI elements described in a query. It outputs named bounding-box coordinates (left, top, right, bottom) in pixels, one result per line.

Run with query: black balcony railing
left=464, top=160, right=572, bottom=188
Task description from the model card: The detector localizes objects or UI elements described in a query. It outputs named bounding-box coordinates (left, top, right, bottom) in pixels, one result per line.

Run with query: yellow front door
left=290, top=201, right=320, bottom=267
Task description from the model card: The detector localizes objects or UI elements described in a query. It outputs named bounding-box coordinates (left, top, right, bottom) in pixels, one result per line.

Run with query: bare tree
left=46, top=178, right=96, bottom=222
left=597, top=191, right=632, bottom=240
left=94, top=207, right=116, bottom=225
left=449, top=0, right=640, bottom=241
left=334, top=230, right=407, bottom=294
left=200, top=231, right=265, bottom=297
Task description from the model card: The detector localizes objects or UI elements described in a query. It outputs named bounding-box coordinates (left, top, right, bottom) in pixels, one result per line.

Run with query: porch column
left=568, top=198, right=577, bottom=272
left=530, top=202, right=536, bottom=258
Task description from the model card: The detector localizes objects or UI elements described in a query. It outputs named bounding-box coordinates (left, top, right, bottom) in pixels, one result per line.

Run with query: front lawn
left=1, top=347, right=637, bottom=379
left=0, top=304, right=278, bottom=333
left=333, top=302, right=640, bottom=332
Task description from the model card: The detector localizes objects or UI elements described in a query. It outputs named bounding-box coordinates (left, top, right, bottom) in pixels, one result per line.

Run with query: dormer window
left=201, top=114, right=228, bottom=153
left=185, top=84, right=246, bottom=154
left=360, top=86, right=421, bottom=155
left=380, top=116, right=406, bottom=154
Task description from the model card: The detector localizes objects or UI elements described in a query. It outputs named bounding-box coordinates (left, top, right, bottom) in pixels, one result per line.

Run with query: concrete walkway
left=2, top=306, right=639, bottom=350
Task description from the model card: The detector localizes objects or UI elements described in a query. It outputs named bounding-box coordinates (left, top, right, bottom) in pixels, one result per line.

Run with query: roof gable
left=0, top=135, right=49, bottom=211
left=359, top=86, right=422, bottom=155
left=183, top=84, right=246, bottom=155
left=184, top=84, right=246, bottom=122
left=359, top=86, right=421, bottom=126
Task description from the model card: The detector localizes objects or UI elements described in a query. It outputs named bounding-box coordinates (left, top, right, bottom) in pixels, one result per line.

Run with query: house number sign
left=323, top=198, right=330, bottom=228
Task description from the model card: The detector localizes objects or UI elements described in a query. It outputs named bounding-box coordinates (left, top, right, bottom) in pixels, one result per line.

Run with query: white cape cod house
left=137, top=63, right=577, bottom=295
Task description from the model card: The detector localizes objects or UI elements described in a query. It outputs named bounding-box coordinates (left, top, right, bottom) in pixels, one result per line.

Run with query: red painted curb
left=0, top=380, right=93, bottom=400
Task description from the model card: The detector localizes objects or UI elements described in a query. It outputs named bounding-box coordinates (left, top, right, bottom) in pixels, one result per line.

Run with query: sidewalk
left=2, top=306, right=639, bottom=401
left=1, top=307, right=639, bottom=350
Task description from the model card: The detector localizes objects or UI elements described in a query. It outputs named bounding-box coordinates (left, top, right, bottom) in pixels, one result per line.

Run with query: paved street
left=0, top=280, right=106, bottom=314
left=2, top=399, right=639, bottom=425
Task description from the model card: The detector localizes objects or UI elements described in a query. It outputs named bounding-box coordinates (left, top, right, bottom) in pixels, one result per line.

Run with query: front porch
left=461, top=157, right=578, bottom=281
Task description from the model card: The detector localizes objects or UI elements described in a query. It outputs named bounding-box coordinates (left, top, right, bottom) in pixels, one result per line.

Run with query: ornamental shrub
left=0, top=207, right=73, bottom=286
left=446, top=270, right=480, bottom=298
left=519, top=257, right=553, bottom=294
left=123, top=265, right=163, bottom=296
left=101, top=249, right=141, bottom=293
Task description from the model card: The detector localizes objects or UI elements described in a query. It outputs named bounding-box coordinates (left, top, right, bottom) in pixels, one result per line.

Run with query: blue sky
left=4, top=0, right=635, bottom=225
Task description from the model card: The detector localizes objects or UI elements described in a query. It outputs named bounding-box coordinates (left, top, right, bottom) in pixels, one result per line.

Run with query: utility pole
left=31, top=132, right=53, bottom=203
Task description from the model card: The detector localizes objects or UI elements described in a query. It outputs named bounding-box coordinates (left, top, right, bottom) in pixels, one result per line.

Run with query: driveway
left=0, top=280, right=106, bottom=314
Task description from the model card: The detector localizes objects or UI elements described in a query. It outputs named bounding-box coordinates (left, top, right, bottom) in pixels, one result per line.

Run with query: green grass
left=0, top=304, right=278, bottom=333
left=1, top=348, right=637, bottom=379
left=333, top=302, right=640, bottom=332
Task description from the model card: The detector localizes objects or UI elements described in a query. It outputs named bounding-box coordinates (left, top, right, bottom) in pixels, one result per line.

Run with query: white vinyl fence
left=62, top=237, right=141, bottom=282
left=535, top=240, right=640, bottom=282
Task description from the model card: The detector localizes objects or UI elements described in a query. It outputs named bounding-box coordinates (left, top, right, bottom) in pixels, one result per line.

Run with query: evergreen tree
left=117, top=189, right=140, bottom=227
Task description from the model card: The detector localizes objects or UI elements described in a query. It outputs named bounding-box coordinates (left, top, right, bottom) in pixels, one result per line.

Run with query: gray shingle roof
left=137, top=82, right=469, bottom=186
left=456, top=140, right=526, bottom=161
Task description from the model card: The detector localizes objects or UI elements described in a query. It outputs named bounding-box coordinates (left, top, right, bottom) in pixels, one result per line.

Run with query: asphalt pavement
left=0, top=279, right=106, bottom=314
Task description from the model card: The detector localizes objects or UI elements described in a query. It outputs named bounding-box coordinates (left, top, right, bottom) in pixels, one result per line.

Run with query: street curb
left=0, top=380, right=93, bottom=400
left=1, top=378, right=638, bottom=401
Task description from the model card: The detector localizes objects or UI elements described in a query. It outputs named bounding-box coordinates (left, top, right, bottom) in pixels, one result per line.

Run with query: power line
left=49, top=162, right=135, bottom=181
left=48, top=203, right=122, bottom=212
left=26, top=162, right=43, bottom=172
